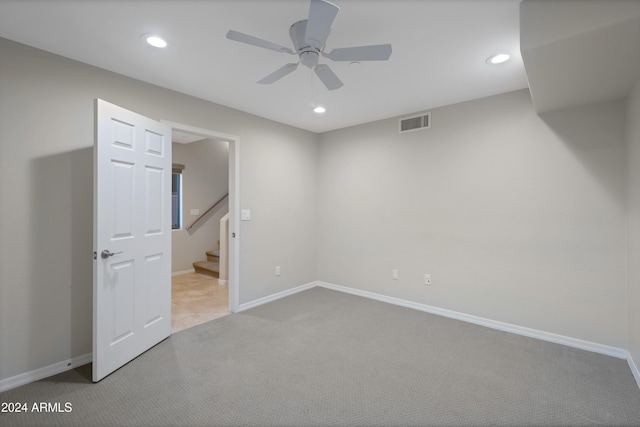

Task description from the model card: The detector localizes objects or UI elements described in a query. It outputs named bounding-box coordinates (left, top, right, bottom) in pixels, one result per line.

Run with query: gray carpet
left=1, top=287, right=640, bottom=426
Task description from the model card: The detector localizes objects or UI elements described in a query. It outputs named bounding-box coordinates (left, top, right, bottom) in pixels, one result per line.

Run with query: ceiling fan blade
left=226, top=30, right=294, bottom=54
left=257, top=63, right=299, bottom=84
left=323, top=44, right=392, bottom=61
left=305, top=0, right=340, bottom=49
left=314, top=64, right=343, bottom=90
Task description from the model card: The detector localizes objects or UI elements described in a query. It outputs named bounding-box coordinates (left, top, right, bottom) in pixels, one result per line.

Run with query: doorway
left=171, top=272, right=228, bottom=332
left=164, top=121, right=240, bottom=332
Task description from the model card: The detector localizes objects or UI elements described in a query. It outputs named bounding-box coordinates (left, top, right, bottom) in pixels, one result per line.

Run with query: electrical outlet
left=424, top=274, right=432, bottom=286
left=392, top=269, right=398, bottom=280
left=275, top=266, right=281, bottom=276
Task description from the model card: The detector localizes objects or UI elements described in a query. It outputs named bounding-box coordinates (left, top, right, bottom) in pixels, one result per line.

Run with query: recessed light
left=313, top=106, right=326, bottom=114
left=142, top=34, right=167, bottom=48
left=486, top=53, right=510, bottom=64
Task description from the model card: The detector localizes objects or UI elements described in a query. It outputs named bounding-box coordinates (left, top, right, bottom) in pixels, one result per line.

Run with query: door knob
left=101, top=250, right=123, bottom=259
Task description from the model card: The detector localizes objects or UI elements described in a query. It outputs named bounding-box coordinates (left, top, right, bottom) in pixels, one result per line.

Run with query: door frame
left=163, top=121, right=240, bottom=313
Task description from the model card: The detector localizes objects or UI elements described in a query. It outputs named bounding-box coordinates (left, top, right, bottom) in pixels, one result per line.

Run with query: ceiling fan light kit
left=226, top=0, right=392, bottom=91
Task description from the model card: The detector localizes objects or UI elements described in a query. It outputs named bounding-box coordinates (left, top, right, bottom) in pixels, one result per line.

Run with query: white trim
left=171, top=268, right=195, bottom=276
left=237, top=281, right=318, bottom=312
left=218, top=279, right=228, bottom=285
left=161, top=121, right=238, bottom=144
left=228, top=137, right=240, bottom=313
left=317, top=281, right=628, bottom=360
left=628, top=352, right=640, bottom=390
left=4, top=283, right=637, bottom=393
left=0, top=353, right=91, bottom=393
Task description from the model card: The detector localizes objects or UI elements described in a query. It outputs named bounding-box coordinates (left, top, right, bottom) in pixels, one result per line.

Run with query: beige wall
left=0, top=38, right=319, bottom=382
left=1, top=34, right=637, bottom=387
left=317, top=89, right=628, bottom=348
left=628, top=78, right=640, bottom=366
left=172, top=139, right=229, bottom=273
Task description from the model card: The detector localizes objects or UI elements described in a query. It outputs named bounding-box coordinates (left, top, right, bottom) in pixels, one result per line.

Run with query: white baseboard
left=218, top=279, right=228, bottom=285
left=172, top=269, right=195, bottom=276
left=3, top=282, right=636, bottom=393
left=237, top=281, right=317, bottom=312
left=629, top=352, right=640, bottom=390
left=0, top=353, right=92, bottom=393
left=317, top=281, right=628, bottom=360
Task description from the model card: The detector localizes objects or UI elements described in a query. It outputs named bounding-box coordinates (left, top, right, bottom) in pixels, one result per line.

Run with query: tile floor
left=171, top=272, right=230, bottom=333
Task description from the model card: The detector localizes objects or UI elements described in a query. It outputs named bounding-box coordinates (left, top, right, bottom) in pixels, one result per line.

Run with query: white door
left=93, top=99, right=172, bottom=382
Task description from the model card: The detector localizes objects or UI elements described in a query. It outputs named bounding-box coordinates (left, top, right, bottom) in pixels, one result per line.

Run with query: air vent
left=399, top=113, right=431, bottom=133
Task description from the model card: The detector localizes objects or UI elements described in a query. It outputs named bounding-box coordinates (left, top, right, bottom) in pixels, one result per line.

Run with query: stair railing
left=185, top=193, right=229, bottom=231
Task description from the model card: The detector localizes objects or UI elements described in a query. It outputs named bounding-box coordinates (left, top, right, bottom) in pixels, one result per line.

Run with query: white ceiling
left=0, top=0, right=529, bottom=133
left=520, top=0, right=640, bottom=114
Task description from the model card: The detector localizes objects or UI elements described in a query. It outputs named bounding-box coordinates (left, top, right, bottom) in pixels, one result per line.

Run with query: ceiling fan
left=226, top=0, right=392, bottom=91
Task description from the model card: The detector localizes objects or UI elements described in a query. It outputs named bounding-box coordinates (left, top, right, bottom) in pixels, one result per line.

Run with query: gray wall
left=0, top=38, right=318, bottom=382
left=239, top=124, right=318, bottom=302
left=317, top=89, right=628, bottom=348
left=172, top=139, right=229, bottom=273
left=628, top=78, right=640, bottom=367
left=1, top=34, right=637, bottom=387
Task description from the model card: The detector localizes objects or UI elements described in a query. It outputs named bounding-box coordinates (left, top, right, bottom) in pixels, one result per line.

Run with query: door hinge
left=93, top=251, right=97, bottom=260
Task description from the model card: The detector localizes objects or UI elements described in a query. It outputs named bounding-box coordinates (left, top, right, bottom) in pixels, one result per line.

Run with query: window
left=172, top=164, right=184, bottom=230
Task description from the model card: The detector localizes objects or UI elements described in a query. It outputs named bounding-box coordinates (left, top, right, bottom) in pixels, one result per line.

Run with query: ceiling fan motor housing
left=226, top=0, right=390, bottom=90
left=290, top=20, right=320, bottom=68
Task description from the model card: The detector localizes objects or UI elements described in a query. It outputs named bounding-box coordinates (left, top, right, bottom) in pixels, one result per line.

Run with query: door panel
left=144, top=253, right=164, bottom=327
left=93, top=99, right=171, bottom=382
left=111, top=260, right=135, bottom=344
left=111, top=160, right=135, bottom=238
left=144, top=166, right=164, bottom=234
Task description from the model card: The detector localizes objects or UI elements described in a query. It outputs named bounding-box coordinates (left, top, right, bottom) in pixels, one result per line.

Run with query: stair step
left=206, top=250, right=220, bottom=262
left=193, top=261, right=220, bottom=278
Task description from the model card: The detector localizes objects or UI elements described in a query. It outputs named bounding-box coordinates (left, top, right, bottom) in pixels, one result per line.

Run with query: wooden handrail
left=185, top=193, right=229, bottom=231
